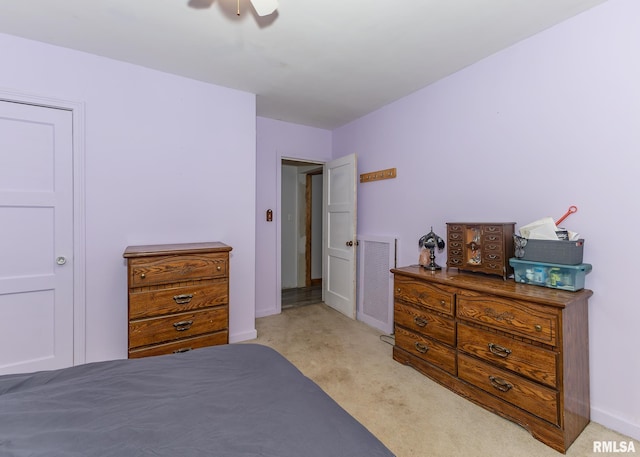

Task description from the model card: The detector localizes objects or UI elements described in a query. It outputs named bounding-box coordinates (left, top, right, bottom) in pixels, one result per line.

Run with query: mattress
left=0, top=343, right=394, bottom=457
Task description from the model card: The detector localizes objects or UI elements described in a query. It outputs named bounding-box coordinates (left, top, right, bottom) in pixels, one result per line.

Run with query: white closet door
left=0, top=100, right=74, bottom=375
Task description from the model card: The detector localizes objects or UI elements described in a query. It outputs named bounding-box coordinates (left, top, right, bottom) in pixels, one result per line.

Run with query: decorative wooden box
left=446, top=222, right=515, bottom=279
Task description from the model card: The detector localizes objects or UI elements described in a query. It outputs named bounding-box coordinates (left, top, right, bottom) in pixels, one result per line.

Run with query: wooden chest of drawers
left=446, top=222, right=515, bottom=279
left=392, top=266, right=592, bottom=453
left=123, top=242, right=232, bottom=358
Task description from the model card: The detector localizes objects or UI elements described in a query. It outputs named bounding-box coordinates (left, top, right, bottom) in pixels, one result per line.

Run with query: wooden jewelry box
left=446, top=222, right=515, bottom=279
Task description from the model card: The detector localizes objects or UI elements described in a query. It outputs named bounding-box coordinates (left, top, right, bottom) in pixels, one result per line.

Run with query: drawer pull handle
left=414, top=342, right=429, bottom=354
left=413, top=316, right=428, bottom=327
left=173, top=320, right=194, bottom=331
left=173, top=347, right=193, bottom=353
left=489, top=376, right=513, bottom=392
left=217, top=266, right=222, bottom=271
left=488, top=343, right=512, bottom=358
left=535, top=324, right=542, bottom=332
left=140, top=273, right=146, bottom=279
left=173, top=294, right=194, bottom=304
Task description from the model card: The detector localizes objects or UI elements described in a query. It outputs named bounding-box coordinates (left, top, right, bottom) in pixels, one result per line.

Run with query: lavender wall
left=333, top=0, right=639, bottom=440
left=255, top=117, right=332, bottom=317
left=1, top=33, right=257, bottom=361
left=3, top=0, right=637, bottom=441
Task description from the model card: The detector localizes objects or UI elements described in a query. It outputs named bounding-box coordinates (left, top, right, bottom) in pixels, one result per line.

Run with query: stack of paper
left=518, top=217, right=580, bottom=241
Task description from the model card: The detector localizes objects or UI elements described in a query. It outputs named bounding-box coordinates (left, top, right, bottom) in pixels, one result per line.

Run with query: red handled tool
left=556, top=205, right=577, bottom=226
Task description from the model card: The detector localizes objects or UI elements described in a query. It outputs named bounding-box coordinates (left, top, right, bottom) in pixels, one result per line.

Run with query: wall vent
left=356, top=235, right=396, bottom=334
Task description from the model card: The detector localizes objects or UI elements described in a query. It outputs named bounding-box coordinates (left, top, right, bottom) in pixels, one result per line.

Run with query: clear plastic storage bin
left=509, top=258, right=592, bottom=291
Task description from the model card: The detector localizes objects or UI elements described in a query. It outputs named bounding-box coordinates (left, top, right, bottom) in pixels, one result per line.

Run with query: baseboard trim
left=255, top=307, right=278, bottom=318
left=230, top=329, right=258, bottom=343
left=591, top=407, right=640, bottom=441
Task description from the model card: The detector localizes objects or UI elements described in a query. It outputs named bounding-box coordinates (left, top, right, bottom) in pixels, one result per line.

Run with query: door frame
left=0, top=89, right=87, bottom=366
left=305, top=169, right=322, bottom=287
left=276, top=156, right=324, bottom=313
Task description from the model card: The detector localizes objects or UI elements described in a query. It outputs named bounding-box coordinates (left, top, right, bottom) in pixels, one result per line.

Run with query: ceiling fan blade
left=250, top=0, right=278, bottom=16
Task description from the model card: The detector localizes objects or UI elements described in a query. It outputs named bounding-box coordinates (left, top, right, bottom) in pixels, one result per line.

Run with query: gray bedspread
left=0, top=344, right=394, bottom=457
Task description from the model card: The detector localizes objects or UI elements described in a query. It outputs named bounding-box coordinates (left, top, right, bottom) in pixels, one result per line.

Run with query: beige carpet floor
left=245, top=303, right=633, bottom=457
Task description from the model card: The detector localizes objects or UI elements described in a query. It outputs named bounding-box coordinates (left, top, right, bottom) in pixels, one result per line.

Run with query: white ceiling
left=0, top=0, right=608, bottom=129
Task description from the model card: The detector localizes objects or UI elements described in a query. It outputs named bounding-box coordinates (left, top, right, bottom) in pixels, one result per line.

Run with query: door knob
left=56, top=256, right=67, bottom=265
left=346, top=240, right=353, bottom=247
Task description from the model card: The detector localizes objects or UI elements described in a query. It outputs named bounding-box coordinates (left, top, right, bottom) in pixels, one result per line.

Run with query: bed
left=0, top=344, right=395, bottom=457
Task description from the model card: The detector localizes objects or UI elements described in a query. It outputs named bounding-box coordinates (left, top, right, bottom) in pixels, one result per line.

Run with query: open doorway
left=281, top=159, right=323, bottom=309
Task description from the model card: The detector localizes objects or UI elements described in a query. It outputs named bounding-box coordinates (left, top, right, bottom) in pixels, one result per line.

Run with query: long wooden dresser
left=123, top=242, right=232, bottom=358
left=391, top=265, right=592, bottom=453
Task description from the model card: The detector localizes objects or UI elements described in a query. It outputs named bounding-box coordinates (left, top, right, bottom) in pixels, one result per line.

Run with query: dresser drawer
left=458, top=354, right=559, bottom=425
left=128, top=331, right=228, bottom=358
left=482, top=243, right=504, bottom=270
left=448, top=257, right=463, bottom=267
left=483, top=231, right=503, bottom=242
left=478, top=261, right=505, bottom=276
left=448, top=240, right=463, bottom=250
left=129, top=253, right=228, bottom=287
left=482, top=251, right=505, bottom=264
left=482, top=241, right=504, bottom=254
left=457, top=323, right=557, bottom=387
left=484, top=225, right=504, bottom=235
left=394, top=302, right=455, bottom=346
left=129, top=306, right=228, bottom=349
left=129, top=281, right=228, bottom=319
left=395, top=326, right=456, bottom=375
left=457, top=292, right=558, bottom=346
left=394, top=275, right=455, bottom=316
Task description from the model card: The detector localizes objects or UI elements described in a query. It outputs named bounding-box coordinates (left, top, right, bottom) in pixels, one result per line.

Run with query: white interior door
left=0, top=100, right=74, bottom=375
left=322, top=153, right=357, bottom=318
